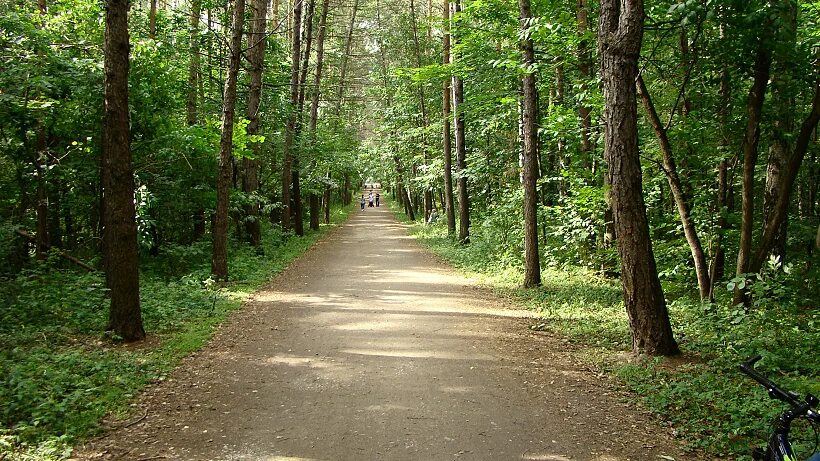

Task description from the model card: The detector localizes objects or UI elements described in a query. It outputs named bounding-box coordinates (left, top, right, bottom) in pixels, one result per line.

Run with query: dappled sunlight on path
left=78, top=192, right=690, bottom=461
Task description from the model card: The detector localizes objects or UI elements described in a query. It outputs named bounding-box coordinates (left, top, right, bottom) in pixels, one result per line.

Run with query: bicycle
left=740, top=355, right=820, bottom=461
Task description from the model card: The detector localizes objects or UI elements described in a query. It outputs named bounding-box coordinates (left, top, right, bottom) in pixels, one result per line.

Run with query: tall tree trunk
left=149, top=0, right=157, bottom=38
left=212, top=0, right=246, bottom=279
left=282, top=0, right=303, bottom=232
left=708, top=18, right=731, bottom=302
left=410, top=0, right=433, bottom=222
left=734, top=45, right=772, bottom=305
left=752, top=79, right=820, bottom=273
left=519, top=0, right=540, bottom=288
left=309, top=0, right=330, bottom=225
left=452, top=0, right=469, bottom=243
left=599, top=0, right=678, bottom=356
left=293, top=0, right=315, bottom=237
left=637, top=75, right=710, bottom=302
left=103, top=0, right=144, bottom=341
left=187, top=0, right=201, bottom=126
left=243, top=0, right=268, bottom=248
left=35, top=123, right=49, bottom=260
left=336, top=0, right=359, bottom=112
left=576, top=0, right=592, bottom=166
left=762, top=3, right=797, bottom=265
left=442, top=0, right=455, bottom=235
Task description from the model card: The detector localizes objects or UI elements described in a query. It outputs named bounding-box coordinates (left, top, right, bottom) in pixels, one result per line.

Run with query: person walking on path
left=368, top=191, right=374, bottom=207
left=360, top=194, right=365, bottom=211
left=375, top=193, right=380, bottom=207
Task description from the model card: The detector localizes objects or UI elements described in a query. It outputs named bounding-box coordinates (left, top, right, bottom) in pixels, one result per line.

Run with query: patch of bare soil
left=75, top=195, right=704, bottom=461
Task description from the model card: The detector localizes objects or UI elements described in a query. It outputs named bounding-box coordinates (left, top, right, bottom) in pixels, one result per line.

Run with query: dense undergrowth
left=0, top=206, right=350, bottom=460
left=397, top=207, right=819, bottom=460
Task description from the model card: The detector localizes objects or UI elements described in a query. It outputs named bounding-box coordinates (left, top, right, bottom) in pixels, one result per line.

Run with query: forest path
left=78, top=192, right=692, bottom=461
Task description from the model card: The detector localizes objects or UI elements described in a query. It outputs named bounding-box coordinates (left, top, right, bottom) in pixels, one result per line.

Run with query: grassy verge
left=0, top=206, right=351, bottom=460
left=390, top=204, right=819, bottom=460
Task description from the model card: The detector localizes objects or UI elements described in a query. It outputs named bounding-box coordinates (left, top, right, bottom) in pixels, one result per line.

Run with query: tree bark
left=282, top=0, right=303, bottom=232
left=636, top=75, right=710, bottom=302
left=309, top=0, right=330, bottom=225
left=519, top=0, right=540, bottom=288
left=442, top=0, right=456, bottom=235
left=243, top=0, right=268, bottom=248
left=734, top=45, right=772, bottom=304
left=410, top=0, right=433, bottom=222
left=149, top=0, right=157, bottom=38
left=599, top=0, right=678, bottom=355
left=103, top=0, right=144, bottom=341
left=187, top=0, right=201, bottom=126
left=212, top=0, right=246, bottom=280
left=452, top=0, right=469, bottom=243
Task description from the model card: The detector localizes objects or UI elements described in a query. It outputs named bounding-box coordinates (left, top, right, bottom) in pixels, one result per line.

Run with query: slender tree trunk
left=442, top=0, right=455, bottom=235
left=410, top=0, right=433, bottom=222
left=576, top=0, right=592, bottom=166
left=599, top=0, right=678, bottom=356
left=282, top=0, right=303, bottom=232
left=637, top=75, right=710, bottom=302
left=734, top=45, right=772, bottom=304
left=212, top=0, right=246, bottom=279
left=35, top=124, right=49, bottom=259
left=103, top=0, right=144, bottom=341
left=708, top=19, right=731, bottom=302
left=309, top=0, right=330, bottom=225
left=762, top=3, right=797, bottom=265
left=149, top=0, right=157, bottom=38
left=293, top=0, right=315, bottom=237
left=452, top=0, right=469, bottom=243
left=243, top=0, right=268, bottom=248
left=187, top=0, right=201, bottom=126
left=519, top=0, right=540, bottom=288
left=336, top=0, right=359, bottom=112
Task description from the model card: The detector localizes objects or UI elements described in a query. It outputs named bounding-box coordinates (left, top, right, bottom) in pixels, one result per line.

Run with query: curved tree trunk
left=599, top=0, right=678, bottom=356
left=636, top=75, right=710, bottom=302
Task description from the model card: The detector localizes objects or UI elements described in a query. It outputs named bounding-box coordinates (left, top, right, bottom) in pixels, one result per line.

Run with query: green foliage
left=0, top=208, right=350, bottom=459
left=400, top=213, right=819, bottom=459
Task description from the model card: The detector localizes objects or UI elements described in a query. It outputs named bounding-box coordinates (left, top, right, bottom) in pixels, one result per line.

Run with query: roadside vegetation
left=394, top=204, right=819, bottom=459
left=0, top=208, right=349, bottom=460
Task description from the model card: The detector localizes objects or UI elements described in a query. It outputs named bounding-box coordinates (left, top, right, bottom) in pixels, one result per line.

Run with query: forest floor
left=75, top=193, right=697, bottom=461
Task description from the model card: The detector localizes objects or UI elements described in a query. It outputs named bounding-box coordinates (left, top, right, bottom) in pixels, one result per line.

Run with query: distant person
left=368, top=192, right=374, bottom=207
left=375, top=193, right=380, bottom=207
left=360, top=194, right=365, bottom=211
left=427, top=209, right=439, bottom=225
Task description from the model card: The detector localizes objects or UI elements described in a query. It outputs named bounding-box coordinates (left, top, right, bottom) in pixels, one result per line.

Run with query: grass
left=391, top=203, right=819, bottom=460
left=0, top=206, right=351, bottom=460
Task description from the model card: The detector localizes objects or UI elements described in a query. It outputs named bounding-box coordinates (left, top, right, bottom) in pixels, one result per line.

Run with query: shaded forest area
left=1, top=0, right=818, bottom=458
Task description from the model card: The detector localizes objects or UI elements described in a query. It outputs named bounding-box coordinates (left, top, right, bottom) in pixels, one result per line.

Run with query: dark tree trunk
left=293, top=169, right=304, bottom=236
left=103, top=0, right=144, bottom=341
left=442, top=0, right=456, bottom=235
left=149, top=0, right=157, bottom=38
left=35, top=123, right=49, bottom=259
left=282, top=0, right=303, bottom=232
left=243, top=0, right=268, bottom=249
left=309, top=0, right=330, bottom=224
left=187, top=0, right=201, bottom=125
left=309, top=193, right=320, bottom=230
left=519, top=0, right=540, bottom=288
left=734, top=45, right=772, bottom=304
left=599, top=0, right=678, bottom=356
left=212, top=0, right=246, bottom=280
left=452, top=0, right=469, bottom=243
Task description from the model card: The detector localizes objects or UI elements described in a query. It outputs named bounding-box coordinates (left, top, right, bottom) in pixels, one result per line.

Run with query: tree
left=452, top=0, right=469, bottom=244
left=242, top=0, right=268, bottom=249
left=212, top=0, right=246, bottom=280
left=102, top=0, right=144, bottom=341
left=441, top=0, right=455, bottom=235
left=518, top=0, right=540, bottom=288
left=599, top=0, right=678, bottom=355
left=282, top=0, right=303, bottom=233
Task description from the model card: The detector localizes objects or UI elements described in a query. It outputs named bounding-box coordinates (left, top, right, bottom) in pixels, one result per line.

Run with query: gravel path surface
left=77, top=193, right=694, bottom=460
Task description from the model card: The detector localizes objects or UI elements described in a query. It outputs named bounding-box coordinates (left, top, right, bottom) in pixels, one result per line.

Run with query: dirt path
left=79, top=193, right=693, bottom=460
